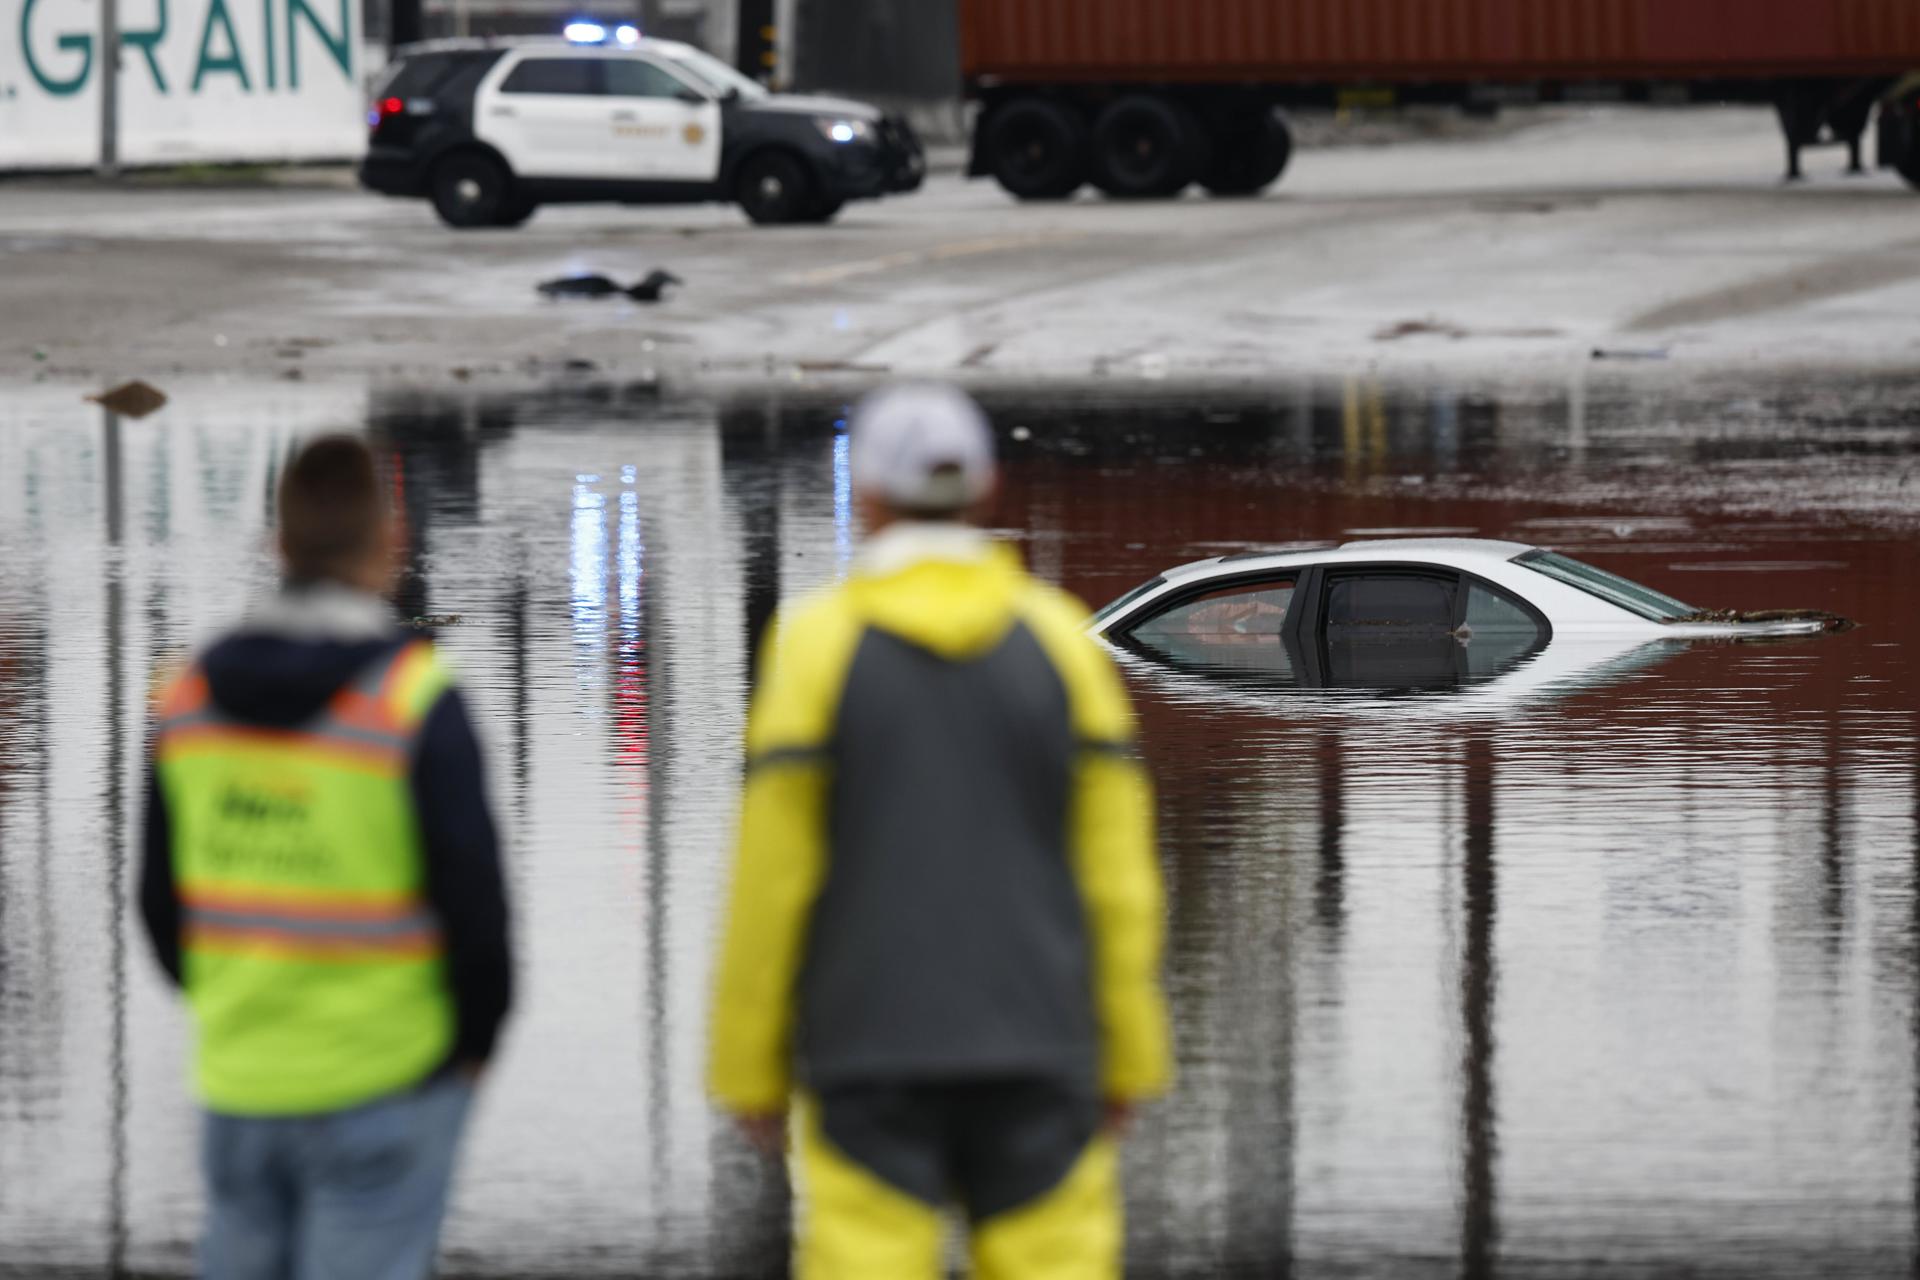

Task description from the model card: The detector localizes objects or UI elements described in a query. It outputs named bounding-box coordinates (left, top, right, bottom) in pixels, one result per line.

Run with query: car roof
left=1161, top=536, right=1539, bottom=582
left=392, top=35, right=699, bottom=59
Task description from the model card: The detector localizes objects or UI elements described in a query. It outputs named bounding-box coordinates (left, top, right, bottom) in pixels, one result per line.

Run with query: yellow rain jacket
left=709, top=523, right=1169, bottom=1112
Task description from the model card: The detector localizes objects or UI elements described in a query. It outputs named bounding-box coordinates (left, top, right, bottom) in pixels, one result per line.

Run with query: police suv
left=360, top=29, right=925, bottom=228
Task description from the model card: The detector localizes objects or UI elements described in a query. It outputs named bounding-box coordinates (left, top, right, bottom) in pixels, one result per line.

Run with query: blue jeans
left=200, top=1075, right=474, bottom=1280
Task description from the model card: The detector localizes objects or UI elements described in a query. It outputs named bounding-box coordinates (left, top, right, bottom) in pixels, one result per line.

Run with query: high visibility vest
left=155, top=640, right=457, bottom=1116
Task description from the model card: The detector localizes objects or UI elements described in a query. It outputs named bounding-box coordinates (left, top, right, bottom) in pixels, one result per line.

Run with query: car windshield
left=1092, top=577, right=1166, bottom=629
left=1513, top=549, right=1695, bottom=622
left=660, top=45, right=769, bottom=100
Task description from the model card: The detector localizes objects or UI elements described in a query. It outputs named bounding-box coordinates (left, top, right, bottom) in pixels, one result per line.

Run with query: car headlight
left=814, top=117, right=875, bottom=144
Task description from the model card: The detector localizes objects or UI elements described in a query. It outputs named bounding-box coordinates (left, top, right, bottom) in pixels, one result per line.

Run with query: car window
left=500, top=58, right=601, bottom=96
left=377, top=52, right=466, bottom=98
left=1092, top=576, right=1166, bottom=630
left=661, top=44, right=770, bottom=100
left=1128, top=579, right=1296, bottom=676
left=1513, top=549, right=1693, bottom=622
left=1325, top=574, right=1456, bottom=630
left=1323, top=572, right=1459, bottom=689
left=1461, top=583, right=1546, bottom=678
left=1463, top=582, right=1540, bottom=635
left=604, top=58, right=696, bottom=99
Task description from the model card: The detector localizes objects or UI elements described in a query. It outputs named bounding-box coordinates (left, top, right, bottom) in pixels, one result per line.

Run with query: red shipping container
left=959, top=0, right=1920, bottom=84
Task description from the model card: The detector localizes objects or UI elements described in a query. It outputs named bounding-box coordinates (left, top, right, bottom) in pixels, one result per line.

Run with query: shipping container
left=956, top=0, right=1920, bottom=201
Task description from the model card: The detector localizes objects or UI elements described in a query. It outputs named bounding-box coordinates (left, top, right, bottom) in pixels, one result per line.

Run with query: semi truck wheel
left=984, top=98, right=1088, bottom=199
left=1882, top=97, right=1920, bottom=189
left=1201, top=110, right=1293, bottom=197
left=1091, top=95, right=1208, bottom=198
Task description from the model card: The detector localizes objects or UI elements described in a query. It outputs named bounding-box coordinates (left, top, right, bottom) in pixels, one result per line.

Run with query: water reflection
left=0, top=376, right=1917, bottom=1276
left=1459, top=732, right=1498, bottom=1280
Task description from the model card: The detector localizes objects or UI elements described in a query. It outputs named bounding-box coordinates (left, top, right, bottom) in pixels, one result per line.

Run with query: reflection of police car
left=360, top=29, right=925, bottom=228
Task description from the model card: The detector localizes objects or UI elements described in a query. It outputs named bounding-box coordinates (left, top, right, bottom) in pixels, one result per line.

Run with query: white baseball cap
left=849, top=383, right=996, bottom=515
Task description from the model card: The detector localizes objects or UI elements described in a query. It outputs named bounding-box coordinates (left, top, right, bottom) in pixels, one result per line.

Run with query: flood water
left=1, top=373, right=1917, bottom=1278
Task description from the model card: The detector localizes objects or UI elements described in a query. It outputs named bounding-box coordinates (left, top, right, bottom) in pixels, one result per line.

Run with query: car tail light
left=382, top=96, right=404, bottom=117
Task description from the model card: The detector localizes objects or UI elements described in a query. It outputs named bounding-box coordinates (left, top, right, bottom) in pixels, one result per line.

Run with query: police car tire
left=1091, top=94, right=1205, bottom=199
left=796, top=196, right=845, bottom=224
left=431, top=152, right=511, bottom=229
left=737, top=150, right=815, bottom=225
left=495, top=193, right=539, bottom=228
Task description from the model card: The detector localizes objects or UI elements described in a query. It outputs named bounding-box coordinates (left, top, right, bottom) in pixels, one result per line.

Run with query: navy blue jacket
left=140, top=623, right=513, bottom=1069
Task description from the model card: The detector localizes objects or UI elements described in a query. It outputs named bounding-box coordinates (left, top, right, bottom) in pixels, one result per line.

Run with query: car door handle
left=610, top=110, right=638, bottom=122
left=490, top=106, right=515, bottom=117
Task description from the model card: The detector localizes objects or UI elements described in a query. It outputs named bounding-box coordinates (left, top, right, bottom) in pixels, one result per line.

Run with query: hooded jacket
left=139, top=584, right=512, bottom=1073
left=709, top=524, right=1169, bottom=1110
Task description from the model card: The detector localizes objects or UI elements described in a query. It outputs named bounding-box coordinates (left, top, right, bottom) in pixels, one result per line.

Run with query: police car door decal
left=602, top=56, right=721, bottom=183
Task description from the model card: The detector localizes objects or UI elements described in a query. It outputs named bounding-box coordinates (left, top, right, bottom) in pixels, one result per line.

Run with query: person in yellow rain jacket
left=709, top=383, right=1170, bottom=1280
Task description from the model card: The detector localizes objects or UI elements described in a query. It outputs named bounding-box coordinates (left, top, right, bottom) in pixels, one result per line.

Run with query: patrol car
left=360, top=30, right=925, bottom=228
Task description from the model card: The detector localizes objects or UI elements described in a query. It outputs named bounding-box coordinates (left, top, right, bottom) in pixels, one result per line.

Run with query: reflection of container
left=959, top=0, right=1920, bottom=200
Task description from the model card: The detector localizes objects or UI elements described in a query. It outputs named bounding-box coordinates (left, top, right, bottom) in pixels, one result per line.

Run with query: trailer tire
left=1091, top=94, right=1207, bottom=198
left=1201, top=110, right=1293, bottom=197
left=984, top=98, right=1088, bottom=200
left=1884, top=98, right=1920, bottom=189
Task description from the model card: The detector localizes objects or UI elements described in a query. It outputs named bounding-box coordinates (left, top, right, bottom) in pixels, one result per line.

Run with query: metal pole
left=98, top=0, right=120, bottom=177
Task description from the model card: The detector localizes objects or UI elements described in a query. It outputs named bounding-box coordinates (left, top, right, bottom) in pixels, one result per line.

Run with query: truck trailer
left=960, top=0, right=1920, bottom=199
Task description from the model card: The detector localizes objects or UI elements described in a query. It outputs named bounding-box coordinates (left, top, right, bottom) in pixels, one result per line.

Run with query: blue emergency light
left=562, top=19, right=639, bottom=43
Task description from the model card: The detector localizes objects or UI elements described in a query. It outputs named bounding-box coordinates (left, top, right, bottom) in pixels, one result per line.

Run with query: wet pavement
left=1, top=372, right=1917, bottom=1277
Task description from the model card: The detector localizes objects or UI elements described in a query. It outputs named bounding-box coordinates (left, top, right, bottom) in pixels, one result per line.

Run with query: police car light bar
left=615, top=24, right=640, bottom=43
left=564, top=20, right=606, bottom=42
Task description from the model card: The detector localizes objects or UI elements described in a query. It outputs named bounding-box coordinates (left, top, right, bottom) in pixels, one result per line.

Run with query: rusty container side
left=958, top=0, right=1920, bottom=83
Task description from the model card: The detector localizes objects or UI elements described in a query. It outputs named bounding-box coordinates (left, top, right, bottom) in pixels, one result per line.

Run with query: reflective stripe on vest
left=182, top=885, right=442, bottom=961
left=156, top=639, right=456, bottom=1116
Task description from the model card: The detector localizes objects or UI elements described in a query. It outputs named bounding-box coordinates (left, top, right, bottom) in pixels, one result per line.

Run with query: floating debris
left=86, top=380, right=168, bottom=418
left=406, top=613, right=463, bottom=629
left=1678, top=608, right=1854, bottom=633
left=1376, top=318, right=1470, bottom=341
left=537, top=269, right=682, bottom=302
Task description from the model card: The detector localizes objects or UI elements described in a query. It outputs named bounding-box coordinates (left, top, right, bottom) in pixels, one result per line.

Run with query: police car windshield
left=662, top=46, right=769, bottom=100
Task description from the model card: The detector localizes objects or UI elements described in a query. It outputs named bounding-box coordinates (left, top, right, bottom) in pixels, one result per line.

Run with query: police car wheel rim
left=456, top=178, right=483, bottom=205
left=758, top=174, right=785, bottom=203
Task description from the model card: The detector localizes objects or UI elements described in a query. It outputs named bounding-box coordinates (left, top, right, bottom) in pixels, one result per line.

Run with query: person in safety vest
left=139, top=434, right=511, bottom=1280
left=709, top=383, right=1170, bottom=1280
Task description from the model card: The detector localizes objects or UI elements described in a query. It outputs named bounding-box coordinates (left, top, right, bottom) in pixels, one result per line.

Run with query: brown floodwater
left=0, top=372, right=1916, bottom=1278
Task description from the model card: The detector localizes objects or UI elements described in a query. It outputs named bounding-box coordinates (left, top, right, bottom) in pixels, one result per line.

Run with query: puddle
left=1, top=375, right=1917, bottom=1277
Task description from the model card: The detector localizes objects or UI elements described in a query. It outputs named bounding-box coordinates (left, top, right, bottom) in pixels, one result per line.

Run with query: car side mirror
left=675, top=87, right=707, bottom=105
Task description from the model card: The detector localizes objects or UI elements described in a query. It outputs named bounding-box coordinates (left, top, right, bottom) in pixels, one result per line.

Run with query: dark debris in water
left=406, top=614, right=463, bottom=629
left=1679, top=608, right=1855, bottom=633
left=87, top=379, right=168, bottom=418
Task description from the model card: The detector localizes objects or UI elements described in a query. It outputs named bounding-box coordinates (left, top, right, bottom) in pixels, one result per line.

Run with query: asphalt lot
left=5, top=106, right=1920, bottom=392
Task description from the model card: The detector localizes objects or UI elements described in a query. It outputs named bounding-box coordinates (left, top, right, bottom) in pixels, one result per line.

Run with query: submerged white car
left=1091, top=537, right=1839, bottom=693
